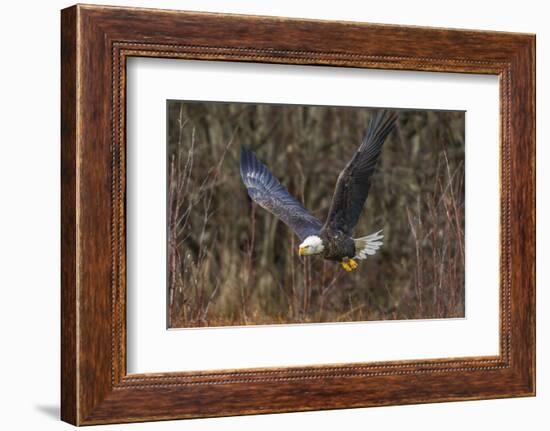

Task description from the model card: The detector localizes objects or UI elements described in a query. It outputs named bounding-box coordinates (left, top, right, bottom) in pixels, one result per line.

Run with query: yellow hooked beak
left=298, top=246, right=305, bottom=256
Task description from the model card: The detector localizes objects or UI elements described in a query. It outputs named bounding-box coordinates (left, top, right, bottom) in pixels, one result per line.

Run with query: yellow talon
left=341, top=261, right=352, bottom=272
left=341, top=259, right=358, bottom=272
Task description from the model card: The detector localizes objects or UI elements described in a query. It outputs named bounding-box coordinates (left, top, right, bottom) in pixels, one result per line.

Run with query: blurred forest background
left=167, top=101, right=465, bottom=328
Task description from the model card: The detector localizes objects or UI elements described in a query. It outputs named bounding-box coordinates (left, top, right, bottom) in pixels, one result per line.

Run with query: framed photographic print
left=61, top=4, right=535, bottom=425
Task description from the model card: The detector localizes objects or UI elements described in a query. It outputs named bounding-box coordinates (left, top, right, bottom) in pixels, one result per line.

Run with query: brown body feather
left=319, top=227, right=356, bottom=261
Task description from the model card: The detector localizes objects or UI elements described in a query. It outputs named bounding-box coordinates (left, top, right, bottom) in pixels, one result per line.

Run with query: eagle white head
left=298, top=235, right=325, bottom=256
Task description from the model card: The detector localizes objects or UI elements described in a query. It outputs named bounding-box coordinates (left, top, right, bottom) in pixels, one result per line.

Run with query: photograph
left=167, top=101, right=465, bottom=328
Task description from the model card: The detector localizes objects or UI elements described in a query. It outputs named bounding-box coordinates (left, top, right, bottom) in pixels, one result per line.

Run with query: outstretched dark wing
left=240, top=147, right=323, bottom=241
left=324, top=110, right=397, bottom=235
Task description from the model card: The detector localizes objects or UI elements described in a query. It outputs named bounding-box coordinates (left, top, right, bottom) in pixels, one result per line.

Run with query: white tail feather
left=353, top=230, right=384, bottom=260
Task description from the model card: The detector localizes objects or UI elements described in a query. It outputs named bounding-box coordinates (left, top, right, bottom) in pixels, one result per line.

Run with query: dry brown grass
left=167, top=102, right=465, bottom=328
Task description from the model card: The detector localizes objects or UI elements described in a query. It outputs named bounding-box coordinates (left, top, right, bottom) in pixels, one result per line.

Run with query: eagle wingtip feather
left=240, top=146, right=256, bottom=174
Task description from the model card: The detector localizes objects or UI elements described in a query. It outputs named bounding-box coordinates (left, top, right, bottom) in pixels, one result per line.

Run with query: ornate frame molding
left=61, top=5, right=535, bottom=425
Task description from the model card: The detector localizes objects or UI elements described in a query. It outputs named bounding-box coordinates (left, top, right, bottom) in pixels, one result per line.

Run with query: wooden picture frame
left=61, top=4, right=535, bottom=425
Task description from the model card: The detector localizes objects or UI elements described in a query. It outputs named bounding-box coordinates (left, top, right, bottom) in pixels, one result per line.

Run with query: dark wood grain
left=60, top=6, right=77, bottom=425
left=61, top=4, right=535, bottom=425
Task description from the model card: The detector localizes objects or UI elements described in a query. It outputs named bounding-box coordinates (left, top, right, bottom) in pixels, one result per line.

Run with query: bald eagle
left=240, top=109, right=396, bottom=272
